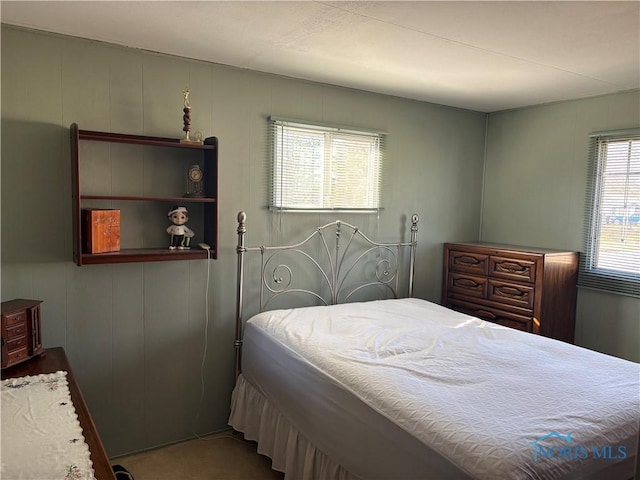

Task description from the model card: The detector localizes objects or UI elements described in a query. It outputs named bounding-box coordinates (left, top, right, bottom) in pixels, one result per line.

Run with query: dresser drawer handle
left=456, top=278, right=482, bottom=288
left=496, top=261, right=526, bottom=274
left=457, top=255, right=481, bottom=266
left=474, top=309, right=497, bottom=320
left=495, top=286, right=526, bottom=298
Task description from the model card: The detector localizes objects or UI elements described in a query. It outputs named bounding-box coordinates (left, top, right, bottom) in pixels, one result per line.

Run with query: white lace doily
left=1, top=371, right=96, bottom=480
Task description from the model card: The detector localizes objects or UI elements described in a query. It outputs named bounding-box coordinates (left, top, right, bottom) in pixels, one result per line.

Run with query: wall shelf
left=79, top=248, right=211, bottom=265
left=70, top=123, right=219, bottom=266
left=81, top=195, right=216, bottom=203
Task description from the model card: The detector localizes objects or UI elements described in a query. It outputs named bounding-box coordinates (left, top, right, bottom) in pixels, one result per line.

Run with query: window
left=269, top=117, right=383, bottom=212
left=580, top=129, right=640, bottom=297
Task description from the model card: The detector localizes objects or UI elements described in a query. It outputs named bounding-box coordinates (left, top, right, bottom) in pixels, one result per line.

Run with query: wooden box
left=82, top=209, right=120, bottom=253
left=1, top=299, right=44, bottom=369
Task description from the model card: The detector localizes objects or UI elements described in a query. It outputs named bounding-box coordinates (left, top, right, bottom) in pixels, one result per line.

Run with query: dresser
left=442, top=242, right=579, bottom=343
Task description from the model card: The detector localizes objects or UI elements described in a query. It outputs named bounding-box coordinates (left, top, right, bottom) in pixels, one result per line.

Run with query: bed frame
left=234, top=211, right=419, bottom=378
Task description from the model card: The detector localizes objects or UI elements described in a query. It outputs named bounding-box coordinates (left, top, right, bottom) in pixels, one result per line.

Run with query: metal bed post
left=408, top=214, right=419, bottom=298
left=332, top=221, right=342, bottom=305
left=234, top=211, right=247, bottom=379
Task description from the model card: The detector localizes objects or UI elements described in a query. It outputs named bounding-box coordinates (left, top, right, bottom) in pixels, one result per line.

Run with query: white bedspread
left=241, top=298, right=639, bottom=480
left=1, top=371, right=95, bottom=480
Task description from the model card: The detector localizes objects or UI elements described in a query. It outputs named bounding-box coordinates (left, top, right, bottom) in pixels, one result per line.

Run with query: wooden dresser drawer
left=448, top=273, right=487, bottom=299
left=5, top=335, right=27, bottom=352
left=5, top=323, right=27, bottom=339
left=4, top=312, right=26, bottom=327
left=487, top=280, right=534, bottom=310
left=448, top=250, right=488, bottom=276
left=6, top=347, right=29, bottom=365
left=489, top=255, right=538, bottom=283
left=447, top=298, right=533, bottom=332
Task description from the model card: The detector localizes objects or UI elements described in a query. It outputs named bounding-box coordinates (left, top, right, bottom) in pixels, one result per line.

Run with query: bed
left=228, top=212, right=639, bottom=480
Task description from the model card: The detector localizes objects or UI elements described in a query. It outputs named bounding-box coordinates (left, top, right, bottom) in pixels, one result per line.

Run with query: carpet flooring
left=112, top=431, right=284, bottom=480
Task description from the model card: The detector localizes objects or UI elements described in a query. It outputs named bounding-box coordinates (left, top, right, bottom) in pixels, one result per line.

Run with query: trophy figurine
left=180, top=89, right=202, bottom=144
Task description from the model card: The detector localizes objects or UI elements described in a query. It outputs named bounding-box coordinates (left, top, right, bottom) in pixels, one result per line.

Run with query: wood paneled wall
left=1, top=25, right=486, bottom=456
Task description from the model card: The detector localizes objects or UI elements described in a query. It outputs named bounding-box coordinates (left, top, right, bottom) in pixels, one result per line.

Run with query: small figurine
left=183, top=88, right=191, bottom=109
left=167, top=205, right=194, bottom=250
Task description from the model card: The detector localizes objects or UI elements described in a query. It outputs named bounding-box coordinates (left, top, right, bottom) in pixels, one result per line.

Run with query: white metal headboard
left=234, top=211, right=419, bottom=377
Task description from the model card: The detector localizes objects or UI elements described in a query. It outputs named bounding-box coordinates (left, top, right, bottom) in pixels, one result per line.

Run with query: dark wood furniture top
left=442, top=241, right=579, bottom=343
left=70, top=123, right=219, bottom=265
left=1, top=347, right=116, bottom=480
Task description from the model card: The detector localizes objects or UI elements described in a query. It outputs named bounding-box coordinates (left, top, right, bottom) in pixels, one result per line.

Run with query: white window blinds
left=270, top=118, right=383, bottom=212
left=579, top=129, right=640, bottom=297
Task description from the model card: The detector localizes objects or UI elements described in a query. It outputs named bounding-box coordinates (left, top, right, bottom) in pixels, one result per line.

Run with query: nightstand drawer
left=5, top=323, right=27, bottom=339
left=5, top=335, right=27, bottom=352
left=488, top=280, right=534, bottom=310
left=489, top=255, right=538, bottom=283
left=449, top=250, right=488, bottom=276
left=447, top=298, right=533, bottom=332
left=6, top=347, right=28, bottom=365
left=4, top=312, right=26, bottom=327
left=448, top=273, right=487, bottom=299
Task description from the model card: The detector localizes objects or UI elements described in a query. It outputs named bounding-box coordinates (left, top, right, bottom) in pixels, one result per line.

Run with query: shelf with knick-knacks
left=70, top=123, right=218, bottom=265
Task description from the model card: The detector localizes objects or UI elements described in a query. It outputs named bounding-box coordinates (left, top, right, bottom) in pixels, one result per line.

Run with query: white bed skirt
left=229, top=374, right=358, bottom=480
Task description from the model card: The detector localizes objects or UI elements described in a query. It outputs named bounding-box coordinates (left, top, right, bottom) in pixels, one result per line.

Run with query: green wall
left=483, top=91, right=640, bottom=362
left=3, top=24, right=637, bottom=458
left=1, top=26, right=486, bottom=456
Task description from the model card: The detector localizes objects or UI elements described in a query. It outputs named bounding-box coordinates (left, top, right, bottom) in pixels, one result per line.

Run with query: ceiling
left=1, top=1, right=639, bottom=112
